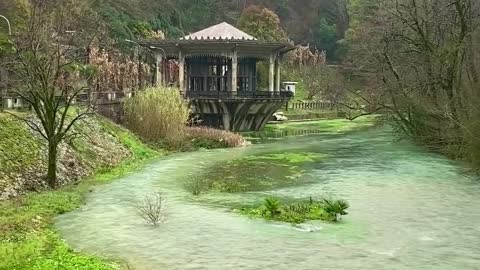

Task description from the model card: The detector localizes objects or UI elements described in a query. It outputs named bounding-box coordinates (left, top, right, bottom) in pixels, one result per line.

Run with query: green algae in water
left=245, top=116, right=380, bottom=141
left=186, top=152, right=327, bottom=193
left=242, top=152, right=327, bottom=164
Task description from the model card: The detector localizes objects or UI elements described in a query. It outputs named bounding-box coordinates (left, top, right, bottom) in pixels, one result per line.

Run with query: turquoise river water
left=56, top=125, right=480, bottom=270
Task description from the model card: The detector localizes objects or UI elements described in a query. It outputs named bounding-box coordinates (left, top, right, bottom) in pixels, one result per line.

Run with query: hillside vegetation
left=0, top=113, right=159, bottom=269
left=1, top=0, right=348, bottom=59
left=0, top=113, right=158, bottom=200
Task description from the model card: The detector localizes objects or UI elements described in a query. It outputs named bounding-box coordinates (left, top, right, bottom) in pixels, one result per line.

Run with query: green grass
left=243, top=116, right=380, bottom=142
left=0, top=157, right=159, bottom=269
left=264, top=115, right=379, bottom=134
left=0, top=117, right=160, bottom=270
left=0, top=115, right=43, bottom=189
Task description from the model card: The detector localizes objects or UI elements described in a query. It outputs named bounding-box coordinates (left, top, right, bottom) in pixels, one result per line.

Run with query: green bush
left=322, top=199, right=349, bottom=221
left=124, top=86, right=191, bottom=144
left=238, top=197, right=349, bottom=224
left=264, top=197, right=281, bottom=217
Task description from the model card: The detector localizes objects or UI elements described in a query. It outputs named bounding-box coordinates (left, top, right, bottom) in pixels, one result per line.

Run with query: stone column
left=269, top=54, right=275, bottom=94
left=275, top=55, right=281, bottom=94
left=155, top=53, right=163, bottom=87
left=231, top=49, right=238, bottom=95
left=178, top=51, right=185, bottom=92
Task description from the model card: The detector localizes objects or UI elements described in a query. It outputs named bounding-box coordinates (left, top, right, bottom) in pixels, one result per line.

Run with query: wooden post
left=178, top=51, right=185, bottom=92
left=269, top=54, right=275, bottom=94
left=231, top=48, right=238, bottom=95
left=155, top=53, right=163, bottom=87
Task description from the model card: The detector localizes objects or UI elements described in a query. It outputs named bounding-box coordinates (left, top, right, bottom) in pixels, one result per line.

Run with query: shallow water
left=56, top=125, right=480, bottom=270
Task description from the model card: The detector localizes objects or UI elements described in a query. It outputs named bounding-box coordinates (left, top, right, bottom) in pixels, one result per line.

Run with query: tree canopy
left=238, top=5, right=287, bottom=41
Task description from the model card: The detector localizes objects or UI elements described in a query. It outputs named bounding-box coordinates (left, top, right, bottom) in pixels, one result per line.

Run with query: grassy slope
left=0, top=115, right=159, bottom=270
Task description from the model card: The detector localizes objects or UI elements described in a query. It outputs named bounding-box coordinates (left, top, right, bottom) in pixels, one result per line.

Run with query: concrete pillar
left=155, top=53, right=163, bottom=87
left=231, top=49, right=238, bottom=95
left=269, top=54, right=275, bottom=93
left=4, top=97, right=13, bottom=109
left=178, top=51, right=185, bottom=92
left=275, top=56, right=281, bottom=94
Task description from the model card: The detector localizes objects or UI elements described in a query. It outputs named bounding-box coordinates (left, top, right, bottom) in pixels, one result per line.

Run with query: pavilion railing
left=183, top=91, right=293, bottom=99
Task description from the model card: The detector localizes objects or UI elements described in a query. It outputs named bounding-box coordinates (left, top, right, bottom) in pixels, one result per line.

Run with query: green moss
left=185, top=152, right=325, bottom=194
left=242, top=152, right=326, bottom=164
left=267, top=116, right=377, bottom=132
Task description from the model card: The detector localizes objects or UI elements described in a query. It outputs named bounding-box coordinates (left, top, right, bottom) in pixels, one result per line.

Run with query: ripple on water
left=56, top=126, right=480, bottom=270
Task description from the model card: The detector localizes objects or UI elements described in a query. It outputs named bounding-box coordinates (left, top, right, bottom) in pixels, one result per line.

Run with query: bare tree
left=2, top=0, right=99, bottom=188
left=136, top=193, right=164, bottom=226
left=344, top=0, right=480, bottom=160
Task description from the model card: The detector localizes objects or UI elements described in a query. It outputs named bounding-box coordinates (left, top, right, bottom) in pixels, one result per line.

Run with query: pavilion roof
left=182, top=22, right=257, bottom=41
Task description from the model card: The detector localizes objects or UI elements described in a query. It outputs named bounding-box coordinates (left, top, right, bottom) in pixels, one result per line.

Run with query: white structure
left=283, top=82, right=298, bottom=96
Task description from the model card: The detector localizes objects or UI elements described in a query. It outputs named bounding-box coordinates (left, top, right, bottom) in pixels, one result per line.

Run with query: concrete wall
left=190, top=99, right=287, bottom=131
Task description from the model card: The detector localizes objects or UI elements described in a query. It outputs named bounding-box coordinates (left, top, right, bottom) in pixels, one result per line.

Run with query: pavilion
left=141, top=22, right=295, bottom=131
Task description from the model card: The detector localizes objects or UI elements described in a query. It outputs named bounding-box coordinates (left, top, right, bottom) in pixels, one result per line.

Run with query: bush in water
left=125, top=86, right=191, bottom=144
left=184, top=178, right=205, bottom=196
left=136, top=192, right=164, bottom=226
left=264, top=197, right=281, bottom=217
left=322, top=199, right=349, bottom=221
left=238, top=197, right=349, bottom=224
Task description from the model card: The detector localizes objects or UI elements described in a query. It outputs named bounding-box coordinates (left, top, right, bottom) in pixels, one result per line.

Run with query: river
left=55, top=122, right=480, bottom=270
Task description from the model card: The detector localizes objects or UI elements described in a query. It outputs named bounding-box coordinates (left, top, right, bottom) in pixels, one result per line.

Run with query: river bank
left=0, top=113, right=160, bottom=269
left=0, top=113, right=245, bottom=269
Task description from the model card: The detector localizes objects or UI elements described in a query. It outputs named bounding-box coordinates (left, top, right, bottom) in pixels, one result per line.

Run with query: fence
left=287, top=101, right=337, bottom=111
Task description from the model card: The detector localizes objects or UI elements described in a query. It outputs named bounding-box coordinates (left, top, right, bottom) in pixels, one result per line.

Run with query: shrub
left=186, top=127, right=248, bottom=149
left=322, top=199, right=349, bottom=221
left=183, top=178, right=205, bottom=196
left=124, top=86, right=190, bottom=144
left=135, top=192, right=164, bottom=226
left=263, top=197, right=281, bottom=217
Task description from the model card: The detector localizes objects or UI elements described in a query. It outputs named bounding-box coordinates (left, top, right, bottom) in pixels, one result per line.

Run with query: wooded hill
left=0, top=0, right=348, bottom=59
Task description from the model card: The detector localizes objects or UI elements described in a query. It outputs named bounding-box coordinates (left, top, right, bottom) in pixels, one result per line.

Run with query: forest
left=0, top=0, right=348, bottom=60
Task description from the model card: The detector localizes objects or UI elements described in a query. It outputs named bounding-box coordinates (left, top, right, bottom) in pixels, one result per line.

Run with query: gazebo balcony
left=183, top=90, right=293, bottom=100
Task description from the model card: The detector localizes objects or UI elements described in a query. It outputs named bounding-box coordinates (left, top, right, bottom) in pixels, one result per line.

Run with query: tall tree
left=238, top=5, right=287, bottom=41
left=344, top=0, right=480, bottom=163
left=3, top=0, right=99, bottom=188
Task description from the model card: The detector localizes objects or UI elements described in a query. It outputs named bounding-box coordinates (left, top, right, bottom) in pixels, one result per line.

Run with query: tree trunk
left=47, top=141, right=58, bottom=189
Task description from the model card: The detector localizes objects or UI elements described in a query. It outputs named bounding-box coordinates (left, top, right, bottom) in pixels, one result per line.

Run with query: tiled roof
left=182, top=22, right=257, bottom=41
